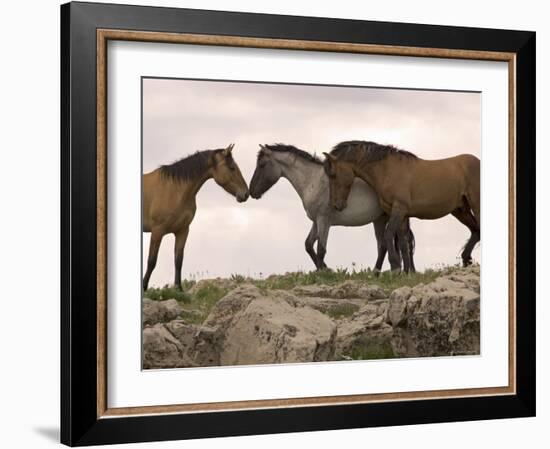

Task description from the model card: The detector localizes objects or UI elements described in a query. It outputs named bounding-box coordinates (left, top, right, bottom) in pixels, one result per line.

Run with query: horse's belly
left=410, top=197, right=461, bottom=219
left=331, top=181, right=383, bottom=226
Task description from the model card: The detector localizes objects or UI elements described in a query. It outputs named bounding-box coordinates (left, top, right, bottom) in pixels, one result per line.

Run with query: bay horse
left=249, top=143, right=415, bottom=272
left=142, top=144, right=249, bottom=290
left=323, top=140, right=480, bottom=273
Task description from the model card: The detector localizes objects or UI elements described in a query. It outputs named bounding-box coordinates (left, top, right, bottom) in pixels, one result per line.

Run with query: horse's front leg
left=396, top=219, right=412, bottom=273
left=384, top=208, right=404, bottom=272
left=372, top=214, right=389, bottom=275
left=305, top=222, right=320, bottom=270
left=316, top=218, right=331, bottom=270
left=174, top=227, right=190, bottom=290
left=143, top=229, right=165, bottom=291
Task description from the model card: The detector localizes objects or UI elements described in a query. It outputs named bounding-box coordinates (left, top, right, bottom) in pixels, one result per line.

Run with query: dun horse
left=323, top=140, right=480, bottom=273
left=142, top=144, right=249, bottom=290
left=249, top=143, right=415, bottom=272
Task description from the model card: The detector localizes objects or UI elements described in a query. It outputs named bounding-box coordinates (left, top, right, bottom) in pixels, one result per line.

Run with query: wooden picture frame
left=61, top=2, right=535, bottom=446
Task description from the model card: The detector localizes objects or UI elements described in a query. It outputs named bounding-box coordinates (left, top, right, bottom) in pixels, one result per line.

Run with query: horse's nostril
left=237, top=191, right=249, bottom=202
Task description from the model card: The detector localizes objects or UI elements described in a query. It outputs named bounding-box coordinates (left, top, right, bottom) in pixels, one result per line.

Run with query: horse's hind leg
left=174, top=227, right=190, bottom=290
left=396, top=220, right=412, bottom=273
left=404, top=218, right=416, bottom=273
left=372, top=215, right=388, bottom=275
left=451, top=206, right=479, bottom=266
left=384, top=208, right=405, bottom=272
left=143, top=229, right=164, bottom=291
left=305, top=222, right=320, bottom=270
left=316, top=218, right=331, bottom=270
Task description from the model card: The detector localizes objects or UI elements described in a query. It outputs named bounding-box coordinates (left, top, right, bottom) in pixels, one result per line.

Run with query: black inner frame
left=61, top=2, right=536, bottom=446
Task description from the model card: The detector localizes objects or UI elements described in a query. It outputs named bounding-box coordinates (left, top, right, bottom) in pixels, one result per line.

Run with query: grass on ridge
left=144, top=264, right=460, bottom=324
left=244, top=265, right=455, bottom=294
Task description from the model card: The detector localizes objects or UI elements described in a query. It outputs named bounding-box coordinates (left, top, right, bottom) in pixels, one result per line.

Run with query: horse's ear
left=223, top=143, right=234, bottom=157
left=323, top=152, right=337, bottom=163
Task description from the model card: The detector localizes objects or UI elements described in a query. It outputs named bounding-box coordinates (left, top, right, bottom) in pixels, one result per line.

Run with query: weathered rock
left=165, top=320, right=221, bottom=366
left=203, top=284, right=263, bottom=333
left=142, top=267, right=480, bottom=368
left=386, top=287, right=412, bottom=327
left=205, top=287, right=337, bottom=365
left=328, top=281, right=386, bottom=300
left=142, top=324, right=196, bottom=369
left=142, top=298, right=182, bottom=327
left=292, top=281, right=385, bottom=300
left=387, top=267, right=480, bottom=357
left=336, top=302, right=393, bottom=359
left=289, top=296, right=363, bottom=317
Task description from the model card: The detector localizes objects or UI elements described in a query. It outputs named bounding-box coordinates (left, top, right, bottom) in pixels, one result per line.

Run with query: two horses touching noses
left=142, top=140, right=480, bottom=291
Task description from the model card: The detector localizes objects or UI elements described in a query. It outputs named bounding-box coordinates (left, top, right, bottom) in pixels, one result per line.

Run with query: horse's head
left=211, top=144, right=249, bottom=202
left=249, top=144, right=283, bottom=199
left=323, top=152, right=354, bottom=211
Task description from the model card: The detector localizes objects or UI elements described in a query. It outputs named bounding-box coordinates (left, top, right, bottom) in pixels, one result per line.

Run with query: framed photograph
left=61, top=1, right=535, bottom=446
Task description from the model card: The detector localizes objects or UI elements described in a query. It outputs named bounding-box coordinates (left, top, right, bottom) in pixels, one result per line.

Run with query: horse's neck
left=176, top=170, right=213, bottom=201
left=354, top=158, right=387, bottom=189
left=279, top=156, right=324, bottom=203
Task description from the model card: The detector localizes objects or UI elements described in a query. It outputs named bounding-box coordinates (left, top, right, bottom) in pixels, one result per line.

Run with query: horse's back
left=452, top=153, right=479, bottom=169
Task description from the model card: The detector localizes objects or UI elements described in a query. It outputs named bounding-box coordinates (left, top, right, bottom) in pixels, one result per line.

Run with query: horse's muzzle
left=237, top=191, right=250, bottom=203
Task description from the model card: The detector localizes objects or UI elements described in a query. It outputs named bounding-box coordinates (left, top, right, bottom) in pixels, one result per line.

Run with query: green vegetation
left=144, top=264, right=459, bottom=325
left=143, top=285, right=191, bottom=303
left=144, top=282, right=230, bottom=324
left=250, top=265, right=456, bottom=294
left=326, top=303, right=360, bottom=320
left=346, top=341, right=396, bottom=360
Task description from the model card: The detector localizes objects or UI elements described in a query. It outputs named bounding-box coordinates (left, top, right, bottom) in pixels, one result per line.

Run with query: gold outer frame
left=96, top=29, right=516, bottom=419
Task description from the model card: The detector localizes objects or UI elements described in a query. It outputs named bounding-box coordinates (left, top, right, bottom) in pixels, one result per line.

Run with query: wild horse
left=249, top=143, right=415, bottom=272
left=142, top=144, right=249, bottom=290
left=324, top=140, right=480, bottom=273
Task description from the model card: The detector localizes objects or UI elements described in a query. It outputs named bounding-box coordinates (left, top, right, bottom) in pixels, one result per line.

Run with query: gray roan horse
left=249, top=144, right=415, bottom=272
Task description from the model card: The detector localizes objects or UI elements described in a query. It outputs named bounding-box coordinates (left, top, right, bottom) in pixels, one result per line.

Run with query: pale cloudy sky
left=143, top=78, right=480, bottom=287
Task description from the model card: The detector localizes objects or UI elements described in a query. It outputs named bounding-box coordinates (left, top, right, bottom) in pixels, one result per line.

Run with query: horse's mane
left=262, top=143, right=323, bottom=165
left=331, top=140, right=417, bottom=163
left=159, top=149, right=224, bottom=182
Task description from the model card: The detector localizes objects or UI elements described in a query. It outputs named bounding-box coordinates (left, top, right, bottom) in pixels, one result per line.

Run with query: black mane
left=331, top=140, right=417, bottom=163
left=263, top=143, right=323, bottom=165
left=159, top=149, right=222, bottom=182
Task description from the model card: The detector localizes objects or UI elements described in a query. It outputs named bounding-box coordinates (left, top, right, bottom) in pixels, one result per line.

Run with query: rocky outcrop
left=336, top=300, right=393, bottom=359
left=206, top=286, right=337, bottom=365
left=142, top=266, right=480, bottom=368
left=142, top=298, right=182, bottom=327
left=386, top=266, right=480, bottom=357
left=142, top=324, right=197, bottom=369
